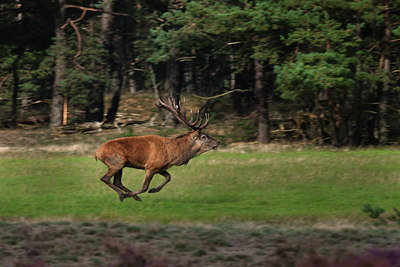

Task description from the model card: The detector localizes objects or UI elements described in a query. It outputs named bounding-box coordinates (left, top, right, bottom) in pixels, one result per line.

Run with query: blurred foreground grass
left=0, top=149, right=399, bottom=223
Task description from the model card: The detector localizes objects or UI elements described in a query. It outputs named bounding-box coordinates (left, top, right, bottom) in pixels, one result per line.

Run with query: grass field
left=0, top=148, right=400, bottom=266
left=0, top=148, right=399, bottom=223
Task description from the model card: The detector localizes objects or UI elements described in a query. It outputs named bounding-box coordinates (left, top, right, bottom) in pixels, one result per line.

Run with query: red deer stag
left=95, top=94, right=220, bottom=202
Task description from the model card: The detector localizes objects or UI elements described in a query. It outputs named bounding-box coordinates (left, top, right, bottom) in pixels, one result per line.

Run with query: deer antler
left=158, top=93, right=210, bottom=131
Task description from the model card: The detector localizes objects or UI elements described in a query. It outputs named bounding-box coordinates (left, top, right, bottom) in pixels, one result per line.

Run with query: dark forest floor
left=1, top=221, right=400, bottom=267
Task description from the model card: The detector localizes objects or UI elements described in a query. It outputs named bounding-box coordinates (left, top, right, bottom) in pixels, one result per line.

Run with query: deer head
left=158, top=93, right=219, bottom=154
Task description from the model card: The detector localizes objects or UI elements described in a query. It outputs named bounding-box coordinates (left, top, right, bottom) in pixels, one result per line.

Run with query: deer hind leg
left=148, top=171, right=171, bottom=193
left=127, top=170, right=155, bottom=202
left=100, top=167, right=127, bottom=202
left=113, top=169, right=134, bottom=202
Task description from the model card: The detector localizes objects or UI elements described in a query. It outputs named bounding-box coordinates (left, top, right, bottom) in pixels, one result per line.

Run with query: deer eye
left=200, top=134, right=207, bottom=141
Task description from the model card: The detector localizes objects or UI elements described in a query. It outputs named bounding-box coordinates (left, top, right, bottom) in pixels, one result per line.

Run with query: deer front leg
left=127, top=170, right=155, bottom=202
left=148, top=171, right=171, bottom=193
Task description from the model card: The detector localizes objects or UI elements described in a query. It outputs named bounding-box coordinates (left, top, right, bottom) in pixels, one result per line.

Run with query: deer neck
left=166, top=133, right=198, bottom=166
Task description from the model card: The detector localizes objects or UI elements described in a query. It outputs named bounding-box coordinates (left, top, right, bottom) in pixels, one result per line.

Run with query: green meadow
left=0, top=148, right=399, bottom=223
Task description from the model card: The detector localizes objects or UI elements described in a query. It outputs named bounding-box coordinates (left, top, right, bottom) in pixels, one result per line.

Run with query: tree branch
left=61, top=17, right=84, bottom=69
left=149, top=65, right=160, bottom=100
left=0, top=74, right=10, bottom=90
left=61, top=4, right=129, bottom=68
left=192, top=89, right=248, bottom=100
left=65, top=4, right=129, bottom=17
left=200, top=41, right=241, bottom=71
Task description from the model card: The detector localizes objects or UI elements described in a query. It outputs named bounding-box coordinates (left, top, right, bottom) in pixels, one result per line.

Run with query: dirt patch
left=0, top=126, right=155, bottom=155
left=0, top=143, right=96, bottom=155
left=0, top=221, right=399, bottom=266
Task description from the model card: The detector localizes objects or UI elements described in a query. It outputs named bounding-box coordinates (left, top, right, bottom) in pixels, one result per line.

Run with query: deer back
left=95, top=136, right=169, bottom=170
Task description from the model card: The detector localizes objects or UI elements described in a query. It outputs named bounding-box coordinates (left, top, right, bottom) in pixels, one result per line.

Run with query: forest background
left=0, top=0, right=399, bottom=146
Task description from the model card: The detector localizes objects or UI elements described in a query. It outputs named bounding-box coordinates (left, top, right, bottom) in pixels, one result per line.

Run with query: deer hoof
left=148, top=188, right=159, bottom=193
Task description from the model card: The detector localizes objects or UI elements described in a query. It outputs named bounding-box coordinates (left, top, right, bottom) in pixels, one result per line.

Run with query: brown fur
left=95, top=130, right=219, bottom=202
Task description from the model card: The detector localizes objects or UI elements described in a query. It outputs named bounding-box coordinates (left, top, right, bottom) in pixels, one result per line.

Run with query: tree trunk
left=11, top=0, right=22, bottom=127
left=229, top=53, right=242, bottom=115
left=191, top=60, right=199, bottom=94
left=254, top=58, right=270, bottom=143
left=106, top=80, right=122, bottom=123
left=162, top=1, right=185, bottom=125
left=85, top=83, right=105, bottom=122
left=50, top=0, right=66, bottom=127
left=378, top=0, right=391, bottom=145
left=101, top=0, right=113, bottom=46
left=315, top=97, right=329, bottom=145
left=351, top=4, right=363, bottom=146
left=351, top=74, right=363, bottom=146
left=85, top=17, right=106, bottom=122
left=105, top=2, right=125, bottom=123
left=165, top=59, right=180, bottom=101
left=85, top=0, right=114, bottom=122
left=232, top=72, right=244, bottom=115
left=11, top=56, right=19, bottom=128
left=164, top=58, right=181, bottom=125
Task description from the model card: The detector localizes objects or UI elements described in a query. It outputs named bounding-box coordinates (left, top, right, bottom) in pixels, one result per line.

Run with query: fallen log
left=55, top=115, right=151, bottom=134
